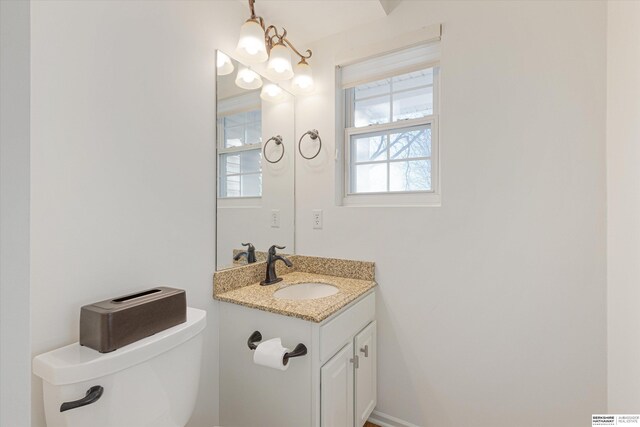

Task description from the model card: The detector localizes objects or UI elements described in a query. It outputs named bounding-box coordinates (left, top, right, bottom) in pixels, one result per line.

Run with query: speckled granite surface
left=215, top=271, right=375, bottom=322
left=213, top=255, right=376, bottom=322
left=292, top=255, right=375, bottom=281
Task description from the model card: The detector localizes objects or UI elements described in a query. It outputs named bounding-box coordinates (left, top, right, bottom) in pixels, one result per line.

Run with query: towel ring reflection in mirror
left=263, top=135, right=285, bottom=164
left=298, top=129, right=321, bottom=160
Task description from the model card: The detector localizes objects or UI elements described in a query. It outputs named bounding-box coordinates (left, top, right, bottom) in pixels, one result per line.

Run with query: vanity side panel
left=219, top=302, right=313, bottom=427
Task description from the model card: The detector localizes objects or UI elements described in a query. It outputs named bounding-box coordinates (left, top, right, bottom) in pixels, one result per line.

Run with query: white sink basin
left=273, top=283, right=339, bottom=300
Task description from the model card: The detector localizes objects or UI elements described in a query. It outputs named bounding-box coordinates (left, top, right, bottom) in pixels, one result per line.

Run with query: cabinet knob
left=359, top=345, right=369, bottom=358
left=350, top=356, right=359, bottom=369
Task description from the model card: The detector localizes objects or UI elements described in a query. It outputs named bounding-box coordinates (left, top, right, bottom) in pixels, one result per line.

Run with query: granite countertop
left=213, top=255, right=376, bottom=323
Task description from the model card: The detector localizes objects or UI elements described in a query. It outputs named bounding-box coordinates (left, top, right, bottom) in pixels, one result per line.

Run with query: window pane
left=222, top=175, right=241, bottom=198
left=246, top=125, right=262, bottom=146
left=218, top=150, right=261, bottom=174
left=241, top=173, right=262, bottom=197
left=392, top=86, right=433, bottom=121
left=221, top=153, right=241, bottom=175
left=224, top=126, right=244, bottom=148
left=389, top=126, right=431, bottom=160
left=224, top=113, right=246, bottom=128
left=239, top=150, right=261, bottom=173
left=346, top=65, right=438, bottom=196
left=354, top=96, right=390, bottom=127
left=247, top=110, right=261, bottom=124
left=389, top=160, right=431, bottom=191
left=352, top=134, right=387, bottom=162
left=223, top=110, right=261, bottom=147
left=220, top=151, right=261, bottom=175
left=392, top=68, right=433, bottom=92
left=353, top=163, right=387, bottom=193
left=355, top=78, right=391, bottom=100
left=219, top=150, right=262, bottom=197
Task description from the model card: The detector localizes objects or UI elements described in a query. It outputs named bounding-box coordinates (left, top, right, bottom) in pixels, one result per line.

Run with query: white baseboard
left=367, top=410, right=422, bottom=427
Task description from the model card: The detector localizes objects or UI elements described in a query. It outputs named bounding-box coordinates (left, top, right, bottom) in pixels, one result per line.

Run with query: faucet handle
left=268, top=244, right=286, bottom=254
left=241, top=242, right=255, bottom=250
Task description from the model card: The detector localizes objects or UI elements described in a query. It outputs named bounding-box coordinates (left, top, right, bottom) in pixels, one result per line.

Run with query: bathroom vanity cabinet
left=218, top=290, right=376, bottom=427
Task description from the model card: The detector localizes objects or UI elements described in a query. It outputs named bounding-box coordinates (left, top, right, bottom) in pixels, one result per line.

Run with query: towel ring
left=298, top=129, right=321, bottom=160
left=263, top=135, right=284, bottom=164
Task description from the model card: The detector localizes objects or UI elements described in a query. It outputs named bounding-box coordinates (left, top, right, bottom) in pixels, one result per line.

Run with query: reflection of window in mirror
left=217, top=92, right=263, bottom=198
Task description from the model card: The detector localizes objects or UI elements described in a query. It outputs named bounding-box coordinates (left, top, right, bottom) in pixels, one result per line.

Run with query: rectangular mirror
left=215, top=50, right=295, bottom=270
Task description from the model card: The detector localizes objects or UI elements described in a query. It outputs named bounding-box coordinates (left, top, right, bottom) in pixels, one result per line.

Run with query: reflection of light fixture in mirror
left=260, top=83, right=285, bottom=102
left=235, top=67, right=263, bottom=90
left=291, top=58, right=314, bottom=94
left=217, top=51, right=234, bottom=75
left=233, top=0, right=315, bottom=93
left=236, top=19, right=269, bottom=64
left=265, top=42, right=294, bottom=81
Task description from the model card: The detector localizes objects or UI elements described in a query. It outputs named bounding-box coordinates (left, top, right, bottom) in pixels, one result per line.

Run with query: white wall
left=29, top=1, right=244, bottom=426
left=295, top=1, right=607, bottom=425
left=0, top=1, right=31, bottom=426
left=607, top=0, right=640, bottom=413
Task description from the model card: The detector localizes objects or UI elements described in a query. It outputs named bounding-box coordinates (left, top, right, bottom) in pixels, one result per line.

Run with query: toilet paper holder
left=247, top=330, right=307, bottom=365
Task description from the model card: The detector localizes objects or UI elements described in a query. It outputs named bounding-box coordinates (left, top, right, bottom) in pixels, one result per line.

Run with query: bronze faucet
left=233, top=242, right=257, bottom=264
left=261, top=245, right=292, bottom=285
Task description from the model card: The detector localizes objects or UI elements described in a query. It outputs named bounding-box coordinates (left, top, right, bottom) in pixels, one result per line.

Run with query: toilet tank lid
left=33, top=307, right=206, bottom=386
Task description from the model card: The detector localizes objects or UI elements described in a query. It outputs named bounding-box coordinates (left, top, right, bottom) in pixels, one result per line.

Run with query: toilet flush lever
left=60, top=385, right=104, bottom=412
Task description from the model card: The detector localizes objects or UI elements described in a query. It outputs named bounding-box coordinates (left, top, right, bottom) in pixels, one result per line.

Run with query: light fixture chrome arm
left=264, top=25, right=284, bottom=50
left=247, top=0, right=313, bottom=62
left=283, top=37, right=312, bottom=61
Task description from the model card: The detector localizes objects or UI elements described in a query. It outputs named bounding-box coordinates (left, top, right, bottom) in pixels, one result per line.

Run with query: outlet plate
left=271, top=210, right=280, bottom=228
left=312, top=209, right=323, bottom=229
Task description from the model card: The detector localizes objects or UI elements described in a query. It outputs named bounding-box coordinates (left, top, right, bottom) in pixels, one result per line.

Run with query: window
left=218, top=95, right=262, bottom=198
left=341, top=43, right=440, bottom=205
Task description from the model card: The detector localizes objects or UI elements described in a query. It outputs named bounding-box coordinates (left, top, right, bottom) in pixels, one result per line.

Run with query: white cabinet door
left=355, top=321, right=377, bottom=427
left=321, top=342, right=354, bottom=427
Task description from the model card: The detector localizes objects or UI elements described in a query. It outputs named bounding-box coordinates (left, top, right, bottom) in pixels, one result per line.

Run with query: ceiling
left=235, top=0, right=402, bottom=46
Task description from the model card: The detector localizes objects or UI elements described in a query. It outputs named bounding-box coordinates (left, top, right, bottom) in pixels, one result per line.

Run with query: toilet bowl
left=33, top=307, right=206, bottom=427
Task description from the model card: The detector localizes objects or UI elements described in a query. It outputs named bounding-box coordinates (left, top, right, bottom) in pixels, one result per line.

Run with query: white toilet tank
left=33, top=307, right=206, bottom=427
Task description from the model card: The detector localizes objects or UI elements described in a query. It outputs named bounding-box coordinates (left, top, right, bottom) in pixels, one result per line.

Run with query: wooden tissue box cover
left=80, top=287, right=186, bottom=353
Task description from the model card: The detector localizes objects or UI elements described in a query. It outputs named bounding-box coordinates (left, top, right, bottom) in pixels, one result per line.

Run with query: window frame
left=217, top=108, right=263, bottom=200
left=342, top=63, right=441, bottom=207
left=345, top=117, right=438, bottom=196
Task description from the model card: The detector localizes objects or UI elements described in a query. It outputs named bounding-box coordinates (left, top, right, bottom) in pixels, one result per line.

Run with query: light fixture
left=260, top=83, right=285, bottom=102
left=216, top=51, right=234, bottom=76
left=236, top=19, right=268, bottom=64
left=265, top=42, right=294, bottom=81
left=291, top=58, right=314, bottom=94
left=234, top=0, right=314, bottom=93
left=235, top=67, right=262, bottom=90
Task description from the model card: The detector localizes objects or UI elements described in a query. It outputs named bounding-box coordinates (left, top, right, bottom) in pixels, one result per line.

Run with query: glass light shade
left=260, top=83, right=285, bottom=102
left=216, top=51, right=234, bottom=76
left=236, top=20, right=268, bottom=64
left=235, top=67, right=263, bottom=90
left=265, top=43, right=294, bottom=81
left=291, top=61, right=315, bottom=94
